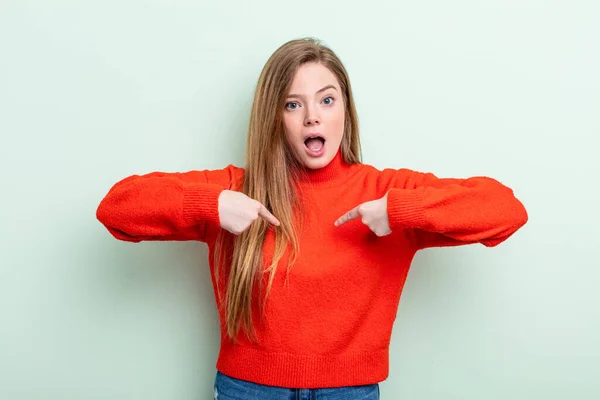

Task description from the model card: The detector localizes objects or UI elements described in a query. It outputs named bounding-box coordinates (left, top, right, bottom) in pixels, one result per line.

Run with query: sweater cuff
left=182, top=183, right=224, bottom=228
left=387, top=188, right=428, bottom=229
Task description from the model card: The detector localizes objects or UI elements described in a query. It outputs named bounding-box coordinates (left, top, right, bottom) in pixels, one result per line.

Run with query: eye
left=322, top=96, right=335, bottom=105
left=285, top=101, right=299, bottom=111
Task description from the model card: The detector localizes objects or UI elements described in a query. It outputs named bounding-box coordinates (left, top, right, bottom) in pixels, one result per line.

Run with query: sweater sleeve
left=96, top=165, right=243, bottom=243
left=385, top=169, right=528, bottom=250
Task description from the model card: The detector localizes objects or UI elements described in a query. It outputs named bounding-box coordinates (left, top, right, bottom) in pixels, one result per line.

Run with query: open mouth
left=304, top=136, right=325, bottom=152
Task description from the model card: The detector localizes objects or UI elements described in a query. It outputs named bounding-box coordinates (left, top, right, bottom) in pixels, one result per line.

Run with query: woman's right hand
left=218, top=190, right=280, bottom=235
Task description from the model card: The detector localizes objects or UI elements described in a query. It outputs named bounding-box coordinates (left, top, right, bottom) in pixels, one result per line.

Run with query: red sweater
left=96, top=151, right=528, bottom=388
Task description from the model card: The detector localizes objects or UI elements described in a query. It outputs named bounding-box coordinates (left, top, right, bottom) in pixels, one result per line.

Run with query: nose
left=304, top=107, right=320, bottom=126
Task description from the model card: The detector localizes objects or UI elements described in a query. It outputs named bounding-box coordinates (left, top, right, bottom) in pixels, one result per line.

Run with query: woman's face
left=282, top=62, right=345, bottom=169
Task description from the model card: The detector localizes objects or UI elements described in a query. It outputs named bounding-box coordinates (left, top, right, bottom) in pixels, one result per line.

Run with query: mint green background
left=1, top=1, right=598, bottom=399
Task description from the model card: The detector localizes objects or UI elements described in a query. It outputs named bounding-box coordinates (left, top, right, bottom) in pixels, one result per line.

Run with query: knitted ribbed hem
left=216, top=344, right=389, bottom=388
left=182, top=183, right=223, bottom=229
left=387, top=188, right=428, bottom=229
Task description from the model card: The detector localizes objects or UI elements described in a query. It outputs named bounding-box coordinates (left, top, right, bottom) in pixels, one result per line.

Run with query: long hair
left=214, top=37, right=362, bottom=342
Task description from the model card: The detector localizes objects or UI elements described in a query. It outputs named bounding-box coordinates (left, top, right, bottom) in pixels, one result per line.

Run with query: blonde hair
left=214, top=37, right=362, bottom=341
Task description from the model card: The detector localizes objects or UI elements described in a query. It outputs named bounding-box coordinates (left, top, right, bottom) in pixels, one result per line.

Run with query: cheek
left=330, top=107, right=345, bottom=137
left=283, top=114, right=301, bottom=138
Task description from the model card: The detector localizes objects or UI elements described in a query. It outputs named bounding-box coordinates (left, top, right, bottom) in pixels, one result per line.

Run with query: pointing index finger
left=334, top=206, right=360, bottom=227
left=259, top=205, right=281, bottom=226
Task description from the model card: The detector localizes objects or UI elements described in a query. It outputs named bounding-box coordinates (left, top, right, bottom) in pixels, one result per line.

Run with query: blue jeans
left=214, top=371, right=380, bottom=399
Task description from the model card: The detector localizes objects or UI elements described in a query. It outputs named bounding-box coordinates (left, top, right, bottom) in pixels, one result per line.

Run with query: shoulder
left=355, top=162, right=432, bottom=190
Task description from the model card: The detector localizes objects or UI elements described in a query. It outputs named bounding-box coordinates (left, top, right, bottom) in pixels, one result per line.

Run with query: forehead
left=288, top=62, right=340, bottom=93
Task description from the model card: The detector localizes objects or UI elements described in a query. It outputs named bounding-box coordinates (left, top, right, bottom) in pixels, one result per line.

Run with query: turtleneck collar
left=294, top=148, right=356, bottom=187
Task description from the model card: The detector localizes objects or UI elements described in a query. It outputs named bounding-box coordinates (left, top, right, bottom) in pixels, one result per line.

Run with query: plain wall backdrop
left=1, top=1, right=598, bottom=399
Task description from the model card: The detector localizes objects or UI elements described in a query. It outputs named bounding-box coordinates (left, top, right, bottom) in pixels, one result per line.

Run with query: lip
left=303, top=132, right=325, bottom=141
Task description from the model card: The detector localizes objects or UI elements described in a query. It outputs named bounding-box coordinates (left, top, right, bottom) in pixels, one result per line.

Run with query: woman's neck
left=295, top=149, right=355, bottom=187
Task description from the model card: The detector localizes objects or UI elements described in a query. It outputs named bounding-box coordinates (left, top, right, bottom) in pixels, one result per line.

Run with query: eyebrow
left=287, top=84, right=338, bottom=99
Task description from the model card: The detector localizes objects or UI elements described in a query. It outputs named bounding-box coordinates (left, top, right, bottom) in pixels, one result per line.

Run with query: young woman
left=96, top=37, right=528, bottom=399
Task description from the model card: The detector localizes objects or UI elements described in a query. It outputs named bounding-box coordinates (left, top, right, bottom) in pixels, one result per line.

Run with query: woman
left=96, top=37, right=528, bottom=399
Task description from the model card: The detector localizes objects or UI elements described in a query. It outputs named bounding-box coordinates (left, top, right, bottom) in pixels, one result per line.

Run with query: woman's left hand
left=334, top=192, right=392, bottom=237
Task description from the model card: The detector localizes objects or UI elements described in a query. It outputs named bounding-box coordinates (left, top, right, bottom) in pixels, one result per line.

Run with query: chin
left=303, top=159, right=326, bottom=169
left=299, top=152, right=334, bottom=169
